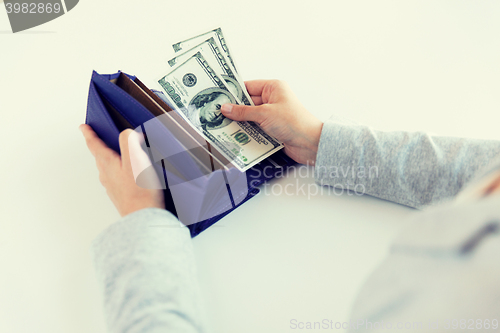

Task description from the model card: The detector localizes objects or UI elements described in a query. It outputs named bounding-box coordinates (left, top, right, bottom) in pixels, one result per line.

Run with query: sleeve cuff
left=314, top=116, right=361, bottom=186
left=90, top=208, right=190, bottom=272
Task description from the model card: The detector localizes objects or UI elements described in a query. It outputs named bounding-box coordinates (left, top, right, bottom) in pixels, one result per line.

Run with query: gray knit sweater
left=92, top=116, right=500, bottom=332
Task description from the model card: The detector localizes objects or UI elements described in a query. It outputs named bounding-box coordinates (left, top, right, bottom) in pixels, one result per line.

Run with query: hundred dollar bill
left=172, top=27, right=239, bottom=73
left=168, top=37, right=253, bottom=106
left=157, top=51, right=283, bottom=172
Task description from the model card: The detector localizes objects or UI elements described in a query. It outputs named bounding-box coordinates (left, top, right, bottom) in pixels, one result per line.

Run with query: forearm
left=91, top=208, right=205, bottom=333
left=315, top=117, right=500, bottom=208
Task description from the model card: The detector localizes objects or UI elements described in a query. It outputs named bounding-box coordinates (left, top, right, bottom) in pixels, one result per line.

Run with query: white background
left=1, top=1, right=500, bottom=332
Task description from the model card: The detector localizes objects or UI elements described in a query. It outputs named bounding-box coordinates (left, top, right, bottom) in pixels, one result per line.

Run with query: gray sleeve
left=91, top=208, right=205, bottom=333
left=347, top=196, right=500, bottom=332
left=314, top=117, right=500, bottom=209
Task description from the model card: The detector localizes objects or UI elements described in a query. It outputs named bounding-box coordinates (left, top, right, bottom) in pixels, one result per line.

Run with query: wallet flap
left=114, top=73, right=229, bottom=174
left=86, top=76, right=121, bottom=152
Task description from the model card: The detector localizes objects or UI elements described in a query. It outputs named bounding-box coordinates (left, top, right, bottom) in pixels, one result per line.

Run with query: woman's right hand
left=221, top=80, right=323, bottom=165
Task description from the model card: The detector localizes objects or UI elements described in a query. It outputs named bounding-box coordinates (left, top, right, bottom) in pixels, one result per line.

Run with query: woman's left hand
left=80, top=124, right=165, bottom=217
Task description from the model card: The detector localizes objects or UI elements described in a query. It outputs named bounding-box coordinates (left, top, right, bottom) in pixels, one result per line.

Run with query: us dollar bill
left=168, top=37, right=253, bottom=106
left=172, top=27, right=239, bottom=73
left=157, top=51, right=283, bottom=172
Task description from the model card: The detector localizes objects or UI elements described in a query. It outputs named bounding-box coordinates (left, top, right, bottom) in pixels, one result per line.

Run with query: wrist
left=117, top=192, right=165, bottom=217
left=303, top=118, right=323, bottom=161
left=287, top=118, right=323, bottom=165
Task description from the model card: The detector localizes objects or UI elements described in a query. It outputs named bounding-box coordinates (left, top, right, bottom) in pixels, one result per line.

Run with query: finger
left=251, top=96, right=263, bottom=106
left=119, top=129, right=150, bottom=172
left=483, top=173, right=500, bottom=196
left=80, top=124, right=119, bottom=161
left=220, top=103, right=268, bottom=124
left=244, top=80, right=271, bottom=96
left=121, top=128, right=164, bottom=189
left=118, top=129, right=136, bottom=172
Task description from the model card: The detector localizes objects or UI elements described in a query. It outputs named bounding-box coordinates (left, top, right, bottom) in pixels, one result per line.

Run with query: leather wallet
left=85, top=70, right=296, bottom=237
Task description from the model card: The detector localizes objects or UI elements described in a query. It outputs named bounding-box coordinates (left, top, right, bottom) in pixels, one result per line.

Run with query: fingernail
left=221, top=104, right=232, bottom=114
left=78, top=124, right=84, bottom=132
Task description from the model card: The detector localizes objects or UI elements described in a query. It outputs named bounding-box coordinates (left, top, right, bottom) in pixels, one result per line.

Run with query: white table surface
left=1, top=1, right=500, bottom=332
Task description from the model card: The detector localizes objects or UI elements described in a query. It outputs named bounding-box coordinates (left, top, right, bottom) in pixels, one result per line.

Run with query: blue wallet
left=85, top=71, right=296, bottom=237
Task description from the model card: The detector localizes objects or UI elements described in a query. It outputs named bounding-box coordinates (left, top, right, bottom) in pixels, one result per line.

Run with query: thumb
left=221, top=103, right=268, bottom=124
left=122, top=128, right=164, bottom=189
left=119, top=128, right=148, bottom=175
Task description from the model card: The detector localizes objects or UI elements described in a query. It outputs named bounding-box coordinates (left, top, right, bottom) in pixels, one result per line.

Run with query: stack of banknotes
left=157, top=28, right=283, bottom=172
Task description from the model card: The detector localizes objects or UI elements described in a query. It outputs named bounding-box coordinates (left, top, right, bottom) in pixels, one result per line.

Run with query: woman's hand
left=455, top=169, right=500, bottom=204
left=80, top=125, right=165, bottom=217
left=221, top=80, right=323, bottom=165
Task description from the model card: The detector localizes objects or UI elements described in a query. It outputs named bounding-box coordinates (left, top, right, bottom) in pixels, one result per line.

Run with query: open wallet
left=85, top=71, right=296, bottom=237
